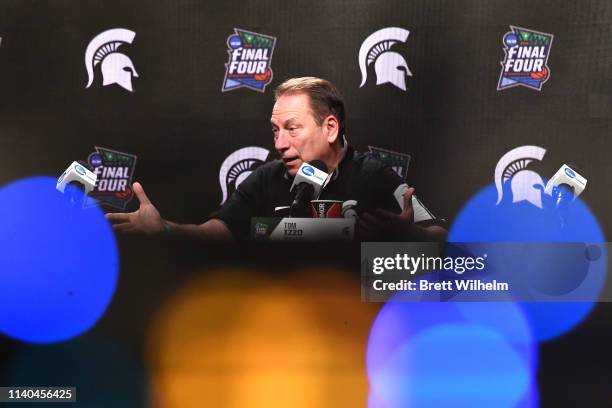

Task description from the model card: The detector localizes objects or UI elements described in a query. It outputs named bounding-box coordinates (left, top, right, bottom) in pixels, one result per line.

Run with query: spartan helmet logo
left=219, top=147, right=269, bottom=204
left=85, top=28, right=138, bottom=92
left=359, top=27, right=412, bottom=91
left=494, top=145, right=547, bottom=208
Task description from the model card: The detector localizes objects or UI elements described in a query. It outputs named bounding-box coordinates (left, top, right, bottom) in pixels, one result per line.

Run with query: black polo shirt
left=215, top=146, right=433, bottom=239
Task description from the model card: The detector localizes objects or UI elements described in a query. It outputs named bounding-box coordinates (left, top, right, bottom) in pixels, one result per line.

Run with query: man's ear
left=324, top=115, right=340, bottom=144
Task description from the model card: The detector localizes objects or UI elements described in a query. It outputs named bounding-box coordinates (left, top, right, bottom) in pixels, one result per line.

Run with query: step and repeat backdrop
left=0, top=0, right=610, bottom=235
left=1, top=2, right=612, bottom=407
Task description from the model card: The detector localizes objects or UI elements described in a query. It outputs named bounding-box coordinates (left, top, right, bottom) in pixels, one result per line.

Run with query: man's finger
left=359, top=215, right=385, bottom=240
left=374, top=208, right=398, bottom=221
left=106, top=213, right=130, bottom=223
left=403, top=187, right=415, bottom=213
left=360, top=212, right=378, bottom=225
left=133, top=182, right=151, bottom=205
left=359, top=216, right=376, bottom=233
left=112, top=223, right=134, bottom=232
left=361, top=212, right=387, bottom=227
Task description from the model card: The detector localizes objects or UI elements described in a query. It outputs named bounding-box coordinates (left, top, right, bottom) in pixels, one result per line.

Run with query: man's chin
left=284, top=161, right=302, bottom=176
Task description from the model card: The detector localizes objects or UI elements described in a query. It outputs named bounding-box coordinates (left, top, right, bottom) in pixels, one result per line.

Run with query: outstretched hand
left=105, top=182, right=166, bottom=234
left=359, top=187, right=419, bottom=240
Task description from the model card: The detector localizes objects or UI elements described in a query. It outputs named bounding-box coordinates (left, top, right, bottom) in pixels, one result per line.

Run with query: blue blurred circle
left=228, top=35, right=242, bottom=49
left=0, top=177, right=118, bottom=343
left=448, top=183, right=606, bottom=341
left=369, top=323, right=533, bottom=407
left=367, top=300, right=537, bottom=407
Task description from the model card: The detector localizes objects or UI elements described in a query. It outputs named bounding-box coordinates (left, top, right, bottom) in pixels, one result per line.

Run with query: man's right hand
left=106, top=182, right=166, bottom=234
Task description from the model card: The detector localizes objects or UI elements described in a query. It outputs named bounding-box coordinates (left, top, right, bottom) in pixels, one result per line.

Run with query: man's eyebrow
left=284, top=117, right=300, bottom=126
left=271, top=117, right=299, bottom=125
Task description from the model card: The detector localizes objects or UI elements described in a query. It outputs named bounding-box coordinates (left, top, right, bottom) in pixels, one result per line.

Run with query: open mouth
left=283, top=157, right=300, bottom=166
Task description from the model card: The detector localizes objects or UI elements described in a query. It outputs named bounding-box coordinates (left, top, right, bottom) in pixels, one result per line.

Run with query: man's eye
left=288, top=126, right=297, bottom=131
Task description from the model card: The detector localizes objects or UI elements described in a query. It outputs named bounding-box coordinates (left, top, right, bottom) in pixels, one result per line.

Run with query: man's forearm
left=163, top=218, right=233, bottom=241
left=416, top=224, right=448, bottom=242
left=401, top=222, right=447, bottom=242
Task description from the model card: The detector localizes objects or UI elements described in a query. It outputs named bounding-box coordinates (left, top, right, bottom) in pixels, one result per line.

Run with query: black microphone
left=289, top=160, right=328, bottom=218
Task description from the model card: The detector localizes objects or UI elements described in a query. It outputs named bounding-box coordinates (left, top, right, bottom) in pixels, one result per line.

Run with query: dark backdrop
left=1, top=1, right=612, bottom=406
left=0, top=0, right=610, bottom=232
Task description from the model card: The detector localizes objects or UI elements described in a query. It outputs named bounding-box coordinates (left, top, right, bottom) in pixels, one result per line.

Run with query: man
left=107, top=77, right=446, bottom=241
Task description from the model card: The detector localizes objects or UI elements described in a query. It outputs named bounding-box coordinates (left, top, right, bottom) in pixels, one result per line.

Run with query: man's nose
left=274, top=131, right=290, bottom=152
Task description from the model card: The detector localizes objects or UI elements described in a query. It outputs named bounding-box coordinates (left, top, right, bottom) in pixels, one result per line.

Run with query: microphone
left=289, top=160, right=329, bottom=217
left=544, top=165, right=587, bottom=228
left=544, top=164, right=587, bottom=199
left=57, top=161, right=98, bottom=210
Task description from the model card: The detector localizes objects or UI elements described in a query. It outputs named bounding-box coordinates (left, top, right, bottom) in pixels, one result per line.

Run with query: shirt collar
left=331, top=135, right=349, bottom=181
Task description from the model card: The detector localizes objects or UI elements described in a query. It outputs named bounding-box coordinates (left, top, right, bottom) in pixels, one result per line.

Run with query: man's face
left=271, top=92, right=332, bottom=176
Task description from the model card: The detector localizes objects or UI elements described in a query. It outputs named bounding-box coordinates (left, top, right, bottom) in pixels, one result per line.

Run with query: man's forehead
left=271, top=93, right=314, bottom=120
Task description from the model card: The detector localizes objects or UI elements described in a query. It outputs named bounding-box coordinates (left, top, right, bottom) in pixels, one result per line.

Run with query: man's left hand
left=359, top=187, right=423, bottom=240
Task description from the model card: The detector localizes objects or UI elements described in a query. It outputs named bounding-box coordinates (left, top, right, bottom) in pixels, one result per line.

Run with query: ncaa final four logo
left=497, top=26, right=553, bottom=91
left=222, top=28, right=276, bottom=92
left=85, top=147, right=137, bottom=210
left=368, top=146, right=411, bottom=181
